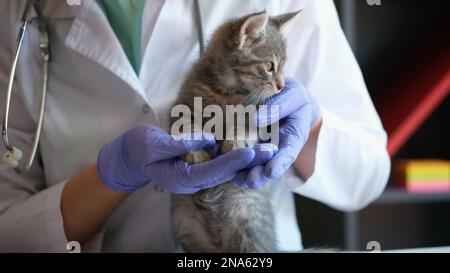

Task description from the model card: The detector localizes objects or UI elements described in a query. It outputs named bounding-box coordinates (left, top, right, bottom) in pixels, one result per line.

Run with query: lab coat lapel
left=64, top=0, right=146, bottom=99
left=140, top=0, right=165, bottom=80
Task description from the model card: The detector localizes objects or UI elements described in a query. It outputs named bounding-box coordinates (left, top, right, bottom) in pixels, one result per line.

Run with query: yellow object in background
left=394, top=160, right=450, bottom=181
left=393, top=160, right=450, bottom=193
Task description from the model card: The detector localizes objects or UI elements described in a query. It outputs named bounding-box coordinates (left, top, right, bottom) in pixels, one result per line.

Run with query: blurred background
left=296, top=0, right=450, bottom=251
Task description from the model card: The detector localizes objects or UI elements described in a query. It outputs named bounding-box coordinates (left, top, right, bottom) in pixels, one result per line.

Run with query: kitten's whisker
left=257, top=90, right=264, bottom=105
left=243, top=87, right=263, bottom=106
left=243, top=83, right=279, bottom=106
left=253, top=89, right=264, bottom=105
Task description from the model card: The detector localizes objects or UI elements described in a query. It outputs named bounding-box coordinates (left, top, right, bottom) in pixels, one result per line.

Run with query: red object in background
left=373, top=21, right=450, bottom=158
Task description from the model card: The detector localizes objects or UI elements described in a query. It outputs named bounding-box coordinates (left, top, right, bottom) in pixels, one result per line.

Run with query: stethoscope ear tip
left=3, top=147, right=23, bottom=168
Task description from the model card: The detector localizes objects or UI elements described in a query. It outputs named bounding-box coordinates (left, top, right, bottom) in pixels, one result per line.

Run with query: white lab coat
left=0, top=0, right=391, bottom=252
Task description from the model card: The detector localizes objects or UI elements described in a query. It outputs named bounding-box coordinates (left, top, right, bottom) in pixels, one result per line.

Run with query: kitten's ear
left=237, top=11, right=269, bottom=49
left=271, top=10, right=302, bottom=29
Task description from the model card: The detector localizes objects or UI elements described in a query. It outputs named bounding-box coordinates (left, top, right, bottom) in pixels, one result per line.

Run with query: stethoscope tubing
left=2, top=0, right=50, bottom=173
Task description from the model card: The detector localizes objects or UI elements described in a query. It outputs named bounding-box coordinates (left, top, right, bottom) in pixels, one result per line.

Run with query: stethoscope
left=1, top=0, right=206, bottom=173
left=2, top=0, right=50, bottom=173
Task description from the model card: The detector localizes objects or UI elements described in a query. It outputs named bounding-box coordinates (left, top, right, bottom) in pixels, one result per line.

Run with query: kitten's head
left=204, top=10, right=300, bottom=104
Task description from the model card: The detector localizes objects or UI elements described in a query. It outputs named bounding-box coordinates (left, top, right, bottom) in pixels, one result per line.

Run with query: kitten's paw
left=182, top=150, right=213, bottom=164
left=221, top=139, right=255, bottom=153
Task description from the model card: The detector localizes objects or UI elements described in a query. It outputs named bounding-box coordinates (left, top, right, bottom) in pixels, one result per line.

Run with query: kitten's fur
left=171, top=11, right=300, bottom=253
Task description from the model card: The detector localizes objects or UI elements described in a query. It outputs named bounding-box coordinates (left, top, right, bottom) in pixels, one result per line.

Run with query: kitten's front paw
left=221, top=139, right=255, bottom=153
left=182, top=150, right=213, bottom=164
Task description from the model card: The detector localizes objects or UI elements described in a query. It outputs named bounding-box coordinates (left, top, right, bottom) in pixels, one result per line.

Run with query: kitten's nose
left=276, top=82, right=285, bottom=91
left=276, top=78, right=285, bottom=91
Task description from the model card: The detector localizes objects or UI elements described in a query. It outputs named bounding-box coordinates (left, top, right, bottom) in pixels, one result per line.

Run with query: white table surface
left=382, top=246, right=450, bottom=253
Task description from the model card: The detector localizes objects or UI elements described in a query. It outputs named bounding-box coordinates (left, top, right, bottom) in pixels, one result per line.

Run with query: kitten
left=171, top=10, right=300, bottom=253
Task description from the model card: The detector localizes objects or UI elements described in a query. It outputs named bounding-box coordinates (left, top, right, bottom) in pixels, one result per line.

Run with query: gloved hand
left=97, top=125, right=257, bottom=193
left=233, top=78, right=321, bottom=189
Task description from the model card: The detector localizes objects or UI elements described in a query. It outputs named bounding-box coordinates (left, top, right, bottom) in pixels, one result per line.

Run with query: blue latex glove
left=97, top=125, right=257, bottom=193
left=234, top=78, right=321, bottom=189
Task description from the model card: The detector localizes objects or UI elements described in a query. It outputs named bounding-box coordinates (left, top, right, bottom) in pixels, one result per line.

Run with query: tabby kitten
left=171, top=10, right=300, bottom=253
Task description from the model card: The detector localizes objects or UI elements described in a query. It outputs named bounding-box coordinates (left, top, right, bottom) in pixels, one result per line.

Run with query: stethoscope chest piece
left=3, top=147, right=23, bottom=169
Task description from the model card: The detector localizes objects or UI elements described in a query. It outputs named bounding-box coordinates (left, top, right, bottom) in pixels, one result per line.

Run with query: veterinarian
left=0, top=0, right=390, bottom=252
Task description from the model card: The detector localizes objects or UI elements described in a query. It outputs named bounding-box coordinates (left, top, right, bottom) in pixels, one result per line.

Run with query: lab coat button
left=142, top=104, right=151, bottom=114
left=154, top=184, right=164, bottom=192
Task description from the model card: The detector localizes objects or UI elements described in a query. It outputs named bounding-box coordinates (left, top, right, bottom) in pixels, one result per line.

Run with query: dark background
left=295, top=0, right=450, bottom=251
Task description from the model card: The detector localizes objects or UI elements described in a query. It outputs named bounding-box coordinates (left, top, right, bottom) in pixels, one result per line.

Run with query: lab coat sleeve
left=280, top=0, right=391, bottom=211
left=0, top=1, right=103, bottom=252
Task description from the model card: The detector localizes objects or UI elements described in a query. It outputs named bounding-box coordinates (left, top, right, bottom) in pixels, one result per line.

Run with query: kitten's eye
left=265, top=62, right=274, bottom=73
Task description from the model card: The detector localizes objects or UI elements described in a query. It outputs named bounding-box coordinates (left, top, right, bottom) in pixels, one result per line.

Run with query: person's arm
left=0, top=94, right=102, bottom=251
left=60, top=165, right=129, bottom=243
left=281, top=0, right=390, bottom=211
left=294, top=115, right=322, bottom=181
left=0, top=1, right=116, bottom=251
